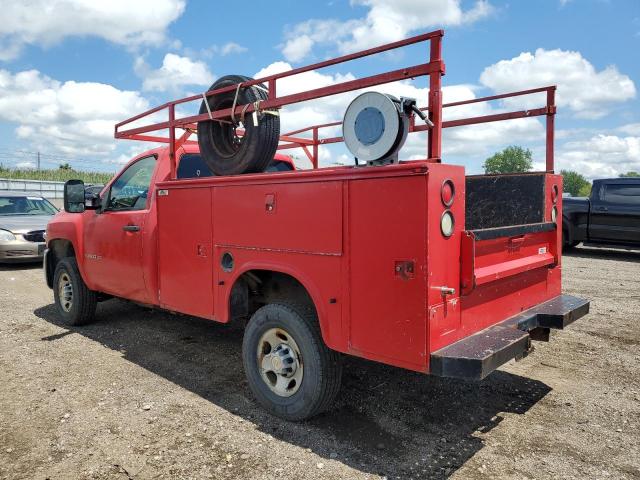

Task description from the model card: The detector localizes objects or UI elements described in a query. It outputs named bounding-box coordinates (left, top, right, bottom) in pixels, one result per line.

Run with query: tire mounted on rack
left=198, top=75, right=280, bottom=175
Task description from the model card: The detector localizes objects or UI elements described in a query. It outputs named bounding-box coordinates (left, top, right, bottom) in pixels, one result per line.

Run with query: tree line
left=483, top=146, right=639, bottom=197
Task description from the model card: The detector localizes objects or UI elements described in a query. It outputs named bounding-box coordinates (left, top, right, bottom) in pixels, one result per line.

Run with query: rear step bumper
left=430, top=294, right=589, bottom=380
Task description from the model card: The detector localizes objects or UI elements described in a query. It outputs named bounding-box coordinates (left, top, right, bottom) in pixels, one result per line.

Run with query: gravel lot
left=1, top=247, right=639, bottom=479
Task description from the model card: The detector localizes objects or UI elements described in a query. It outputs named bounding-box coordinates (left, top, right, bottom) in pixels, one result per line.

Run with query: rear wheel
left=242, top=303, right=342, bottom=421
left=53, top=257, right=97, bottom=326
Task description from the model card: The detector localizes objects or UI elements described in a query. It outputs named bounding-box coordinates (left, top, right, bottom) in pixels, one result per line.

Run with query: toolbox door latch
left=265, top=193, right=276, bottom=213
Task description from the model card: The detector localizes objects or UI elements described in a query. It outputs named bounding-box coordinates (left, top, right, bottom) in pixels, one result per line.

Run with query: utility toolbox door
left=157, top=186, right=215, bottom=319
left=347, top=175, right=429, bottom=372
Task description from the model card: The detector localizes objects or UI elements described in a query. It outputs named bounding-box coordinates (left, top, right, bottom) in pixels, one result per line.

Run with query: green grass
left=0, top=167, right=113, bottom=184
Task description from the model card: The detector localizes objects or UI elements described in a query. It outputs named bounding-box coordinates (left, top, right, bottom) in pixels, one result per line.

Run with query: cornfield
left=0, top=166, right=113, bottom=184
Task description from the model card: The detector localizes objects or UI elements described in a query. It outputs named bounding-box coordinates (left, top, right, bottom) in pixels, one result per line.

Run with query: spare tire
left=198, top=75, right=280, bottom=175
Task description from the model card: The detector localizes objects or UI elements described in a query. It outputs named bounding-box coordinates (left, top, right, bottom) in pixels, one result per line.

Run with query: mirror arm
left=84, top=193, right=101, bottom=210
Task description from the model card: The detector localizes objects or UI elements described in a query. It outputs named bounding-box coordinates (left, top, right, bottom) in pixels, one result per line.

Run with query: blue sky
left=0, top=0, right=638, bottom=177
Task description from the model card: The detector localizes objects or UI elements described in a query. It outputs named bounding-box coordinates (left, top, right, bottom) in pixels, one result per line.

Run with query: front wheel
left=242, top=303, right=342, bottom=421
left=53, top=257, right=97, bottom=326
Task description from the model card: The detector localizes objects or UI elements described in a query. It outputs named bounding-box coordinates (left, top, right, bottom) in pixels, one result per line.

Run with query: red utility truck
left=45, top=30, right=589, bottom=421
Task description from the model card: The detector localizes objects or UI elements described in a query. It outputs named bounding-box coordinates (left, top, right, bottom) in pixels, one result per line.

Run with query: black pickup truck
left=563, top=178, right=640, bottom=250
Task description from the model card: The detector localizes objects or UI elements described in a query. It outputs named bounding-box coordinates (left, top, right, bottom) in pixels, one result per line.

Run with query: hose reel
left=342, top=92, right=431, bottom=166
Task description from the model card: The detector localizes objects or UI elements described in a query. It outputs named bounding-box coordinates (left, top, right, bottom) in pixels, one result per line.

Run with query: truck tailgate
left=429, top=172, right=564, bottom=354
left=461, top=222, right=558, bottom=295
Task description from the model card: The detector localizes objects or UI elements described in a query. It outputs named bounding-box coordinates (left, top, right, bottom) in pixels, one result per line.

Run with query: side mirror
left=64, top=179, right=86, bottom=213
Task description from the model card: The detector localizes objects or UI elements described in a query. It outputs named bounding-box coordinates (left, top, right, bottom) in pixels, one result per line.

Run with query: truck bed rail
left=114, top=30, right=556, bottom=178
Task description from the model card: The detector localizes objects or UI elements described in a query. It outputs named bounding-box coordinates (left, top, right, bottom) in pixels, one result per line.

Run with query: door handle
left=596, top=206, right=608, bottom=211
left=123, top=225, right=140, bottom=232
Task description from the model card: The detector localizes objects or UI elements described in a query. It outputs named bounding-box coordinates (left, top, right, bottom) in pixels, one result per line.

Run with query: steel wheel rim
left=257, top=327, right=303, bottom=397
left=58, top=272, right=73, bottom=312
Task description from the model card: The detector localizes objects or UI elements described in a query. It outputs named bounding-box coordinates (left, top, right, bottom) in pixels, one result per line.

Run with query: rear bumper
left=430, top=294, right=589, bottom=380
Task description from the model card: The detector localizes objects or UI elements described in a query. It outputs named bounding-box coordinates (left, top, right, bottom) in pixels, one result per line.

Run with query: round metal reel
left=343, top=92, right=403, bottom=163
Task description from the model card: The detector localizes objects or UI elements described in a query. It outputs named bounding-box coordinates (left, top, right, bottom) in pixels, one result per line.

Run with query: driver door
left=83, top=155, right=156, bottom=302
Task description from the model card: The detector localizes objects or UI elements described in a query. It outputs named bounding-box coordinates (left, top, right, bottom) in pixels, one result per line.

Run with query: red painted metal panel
left=347, top=175, right=428, bottom=371
left=82, top=209, right=148, bottom=303
left=546, top=88, right=557, bottom=172
left=425, top=164, right=464, bottom=355
left=472, top=231, right=556, bottom=270
left=213, top=181, right=343, bottom=255
left=157, top=186, right=214, bottom=319
left=213, top=247, right=345, bottom=350
left=474, top=253, right=554, bottom=285
left=425, top=164, right=466, bottom=307
left=432, top=172, right=563, bottom=351
left=545, top=173, right=563, bottom=265
left=429, top=299, right=462, bottom=352
left=460, top=266, right=561, bottom=337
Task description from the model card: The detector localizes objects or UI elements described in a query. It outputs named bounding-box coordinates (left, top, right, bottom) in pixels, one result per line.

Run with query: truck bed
left=155, top=161, right=566, bottom=374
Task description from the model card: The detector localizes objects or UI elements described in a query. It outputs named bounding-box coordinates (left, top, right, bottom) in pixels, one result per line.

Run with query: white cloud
left=136, top=53, right=215, bottom=92
left=254, top=61, right=357, bottom=137
left=220, top=42, right=248, bottom=56
left=198, top=42, right=248, bottom=59
left=281, top=0, right=494, bottom=62
left=282, top=35, right=314, bottom=63
left=557, top=134, right=640, bottom=178
left=617, top=123, right=640, bottom=136
left=480, top=48, right=636, bottom=119
left=0, top=68, right=149, bottom=157
left=0, top=0, right=185, bottom=60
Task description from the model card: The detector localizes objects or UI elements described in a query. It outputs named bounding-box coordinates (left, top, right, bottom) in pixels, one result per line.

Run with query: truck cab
left=45, top=149, right=294, bottom=306
left=563, top=177, right=640, bottom=249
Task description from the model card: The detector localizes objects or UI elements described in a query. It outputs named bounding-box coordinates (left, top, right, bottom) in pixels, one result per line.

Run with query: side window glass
left=176, top=154, right=213, bottom=179
left=106, top=156, right=156, bottom=211
left=603, top=184, right=640, bottom=206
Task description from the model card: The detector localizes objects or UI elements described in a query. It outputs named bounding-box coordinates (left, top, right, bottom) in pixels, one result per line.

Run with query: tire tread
left=53, top=257, right=97, bottom=326
left=242, top=302, right=342, bottom=421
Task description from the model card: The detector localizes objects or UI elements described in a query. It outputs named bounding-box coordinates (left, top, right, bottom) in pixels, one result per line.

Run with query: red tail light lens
left=441, top=179, right=455, bottom=207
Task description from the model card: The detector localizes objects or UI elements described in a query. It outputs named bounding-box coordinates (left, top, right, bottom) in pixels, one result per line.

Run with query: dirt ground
left=1, top=247, right=639, bottom=480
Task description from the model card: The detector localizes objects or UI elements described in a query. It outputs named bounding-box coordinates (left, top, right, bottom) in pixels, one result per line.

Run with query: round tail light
left=441, top=179, right=455, bottom=207
left=441, top=210, right=455, bottom=237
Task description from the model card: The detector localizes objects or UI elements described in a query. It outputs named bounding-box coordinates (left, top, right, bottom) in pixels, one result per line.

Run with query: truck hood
left=0, top=215, right=54, bottom=234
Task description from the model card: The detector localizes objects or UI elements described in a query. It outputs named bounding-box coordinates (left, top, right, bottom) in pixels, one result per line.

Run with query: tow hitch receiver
left=430, top=294, right=589, bottom=380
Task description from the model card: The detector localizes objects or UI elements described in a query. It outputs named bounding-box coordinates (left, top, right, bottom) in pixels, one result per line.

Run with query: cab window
left=177, top=154, right=212, bottom=179
left=603, top=184, right=640, bottom=206
left=106, top=156, right=156, bottom=211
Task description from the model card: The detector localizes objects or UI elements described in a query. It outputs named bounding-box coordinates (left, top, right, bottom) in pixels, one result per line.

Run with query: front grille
left=23, top=230, right=45, bottom=243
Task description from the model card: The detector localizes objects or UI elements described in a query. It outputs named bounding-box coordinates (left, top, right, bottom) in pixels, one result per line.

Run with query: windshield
left=0, top=196, right=59, bottom=216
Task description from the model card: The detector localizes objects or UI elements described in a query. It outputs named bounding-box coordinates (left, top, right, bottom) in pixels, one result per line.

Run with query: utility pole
left=37, top=151, right=41, bottom=171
